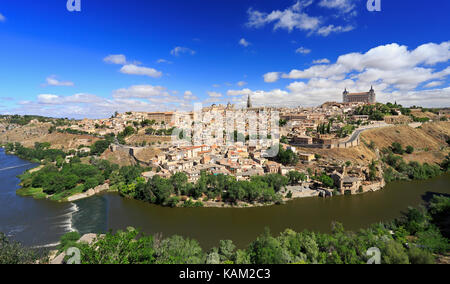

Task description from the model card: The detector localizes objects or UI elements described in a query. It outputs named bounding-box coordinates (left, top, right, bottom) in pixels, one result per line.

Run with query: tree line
left=3, top=194, right=448, bottom=264
left=120, top=170, right=310, bottom=207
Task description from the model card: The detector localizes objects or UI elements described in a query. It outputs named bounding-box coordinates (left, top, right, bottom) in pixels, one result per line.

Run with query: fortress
left=343, top=87, right=376, bottom=104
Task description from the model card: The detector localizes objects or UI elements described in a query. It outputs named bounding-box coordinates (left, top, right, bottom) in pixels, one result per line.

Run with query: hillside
left=0, top=122, right=100, bottom=150
left=125, top=128, right=172, bottom=146
left=361, top=121, right=450, bottom=164
left=294, top=121, right=450, bottom=168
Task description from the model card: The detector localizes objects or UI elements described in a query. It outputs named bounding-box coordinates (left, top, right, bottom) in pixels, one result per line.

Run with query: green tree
left=381, top=241, right=409, bottom=264
left=405, top=145, right=414, bottom=154
left=80, top=229, right=155, bottom=264
left=84, top=177, right=99, bottom=191
left=391, top=142, right=404, bottom=155
left=90, top=140, right=111, bottom=156
left=248, top=228, right=284, bottom=264
left=0, top=233, right=39, bottom=264
left=155, top=235, right=205, bottom=264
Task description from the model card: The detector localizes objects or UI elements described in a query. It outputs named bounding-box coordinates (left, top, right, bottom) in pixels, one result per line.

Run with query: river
left=1, top=148, right=449, bottom=249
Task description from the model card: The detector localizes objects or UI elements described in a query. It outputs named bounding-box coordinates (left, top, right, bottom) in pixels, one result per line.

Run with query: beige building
left=343, top=87, right=376, bottom=104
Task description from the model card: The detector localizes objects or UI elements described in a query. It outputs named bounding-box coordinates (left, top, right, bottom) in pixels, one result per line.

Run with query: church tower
left=368, top=86, right=376, bottom=103
left=247, top=94, right=252, bottom=108
left=343, top=88, right=349, bottom=103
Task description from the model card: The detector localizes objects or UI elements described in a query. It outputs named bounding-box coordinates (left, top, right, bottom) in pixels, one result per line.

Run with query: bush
left=405, top=145, right=414, bottom=154
left=90, top=140, right=110, bottom=156
left=391, top=142, right=404, bottom=155
left=381, top=241, right=409, bottom=264
left=58, top=231, right=81, bottom=253
left=84, top=177, right=99, bottom=192
left=0, top=233, right=39, bottom=264
left=407, top=246, right=435, bottom=264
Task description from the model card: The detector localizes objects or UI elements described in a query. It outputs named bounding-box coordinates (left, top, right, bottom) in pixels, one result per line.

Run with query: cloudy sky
left=0, top=0, right=449, bottom=118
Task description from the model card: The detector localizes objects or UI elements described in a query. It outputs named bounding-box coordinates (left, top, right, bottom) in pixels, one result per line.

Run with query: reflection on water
left=72, top=195, right=108, bottom=235
left=103, top=173, right=450, bottom=249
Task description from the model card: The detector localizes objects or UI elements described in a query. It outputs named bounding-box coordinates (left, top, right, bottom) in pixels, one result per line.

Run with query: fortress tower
left=343, top=87, right=376, bottom=103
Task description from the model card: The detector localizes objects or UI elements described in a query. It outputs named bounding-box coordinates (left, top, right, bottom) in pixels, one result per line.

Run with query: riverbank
left=0, top=149, right=77, bottom=248
left=15, top=168, right=116, bottom=202
left=5, top=142, right=446, bottom=209
left=2, top=143, right=450, bottom=250
left=43, top=193, right=450, bottom=264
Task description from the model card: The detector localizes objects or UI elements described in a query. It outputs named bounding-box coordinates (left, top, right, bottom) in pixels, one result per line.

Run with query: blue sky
left=0, top=0, right=449, bottom=118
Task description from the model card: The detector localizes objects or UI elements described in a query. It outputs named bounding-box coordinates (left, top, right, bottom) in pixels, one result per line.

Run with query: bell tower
left=343, top=88, right=349, bottom=103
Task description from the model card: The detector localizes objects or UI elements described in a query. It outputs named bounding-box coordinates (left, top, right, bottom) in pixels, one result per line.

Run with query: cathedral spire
left=247, top=94, right=252, bottom=108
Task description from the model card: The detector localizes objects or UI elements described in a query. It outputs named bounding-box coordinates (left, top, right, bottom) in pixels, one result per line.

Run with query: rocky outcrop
left=50, top=233, right=103, bottom=264
left=67, top=183, right=109, bottom=202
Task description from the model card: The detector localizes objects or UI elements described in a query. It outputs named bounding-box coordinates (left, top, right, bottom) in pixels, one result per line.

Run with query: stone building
left=343, top=87, right=376, bottom=104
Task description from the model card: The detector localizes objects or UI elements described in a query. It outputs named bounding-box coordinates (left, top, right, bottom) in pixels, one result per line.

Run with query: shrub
left=405, top=145, right=414, bottom=154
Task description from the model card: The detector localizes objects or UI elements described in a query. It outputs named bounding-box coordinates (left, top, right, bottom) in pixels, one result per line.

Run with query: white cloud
left=0, top=13, right=5, bottom=22
left=317, top=24, right=354, bottom=36
left=120, top=64, right=163, bottom=78
left=313, top=58, right=330, bottom=64
left=183, top=91, right=198, bottom=101
left=38, top=94, right=61, bottom=104
left=113, top=85, right=169, bottom=99
left=44, top=76, right=74, bottom=87
left=246, top=0, right=355, bottom=36
left=171, top=46, right=196, bottom=56
left=12, top=83, right=199, bottom=119
left=424, top=81, right=444, bottom=88
left=295, top=47, right=311, bottom=54
left=237, top=81, right=247, bottom=87
left=281, top=42, right=450, bottom=88
left=263, top=72, right=281, bottom=83
left=247, top=1, right=319, bottom=33
left=242, top=41, right=450, bottom=107
left=37, top=93, right=103, bottom=105
left=239, top=38, right=251, bottom=47
left=227, top=88, right=254, bottom=96
left=156, top=59, right=172, bottom=64
left=319, top=0, right=357, bottom=14
left=103, top=54, right=127, bottom=65
left=207, top=91, right=223, bottom=98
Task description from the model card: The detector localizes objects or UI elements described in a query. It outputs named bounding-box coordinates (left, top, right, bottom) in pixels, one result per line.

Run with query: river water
left=1, top=148, right=449, bottom=249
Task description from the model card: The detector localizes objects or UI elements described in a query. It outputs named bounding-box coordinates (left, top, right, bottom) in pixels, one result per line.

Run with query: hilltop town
left=1, top=88, right=449, bottom=205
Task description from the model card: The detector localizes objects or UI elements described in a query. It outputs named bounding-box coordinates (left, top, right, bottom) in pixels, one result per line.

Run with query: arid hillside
left=362, top=121, right=450, bottom=164
left=100, top=148, right=137, bottom=167
left=0, top=123, right=99, bottom=150
left=295, top=122, right=449, bottom=168
left=295, top=143, right=378, bottom=167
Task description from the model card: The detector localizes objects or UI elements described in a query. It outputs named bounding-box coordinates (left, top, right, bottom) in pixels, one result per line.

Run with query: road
left=342, top=122, right=390, bottom=144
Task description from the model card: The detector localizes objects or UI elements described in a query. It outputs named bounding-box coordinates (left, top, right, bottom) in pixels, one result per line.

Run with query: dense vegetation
left=9, top=142, right=148, bottom=201
left=4, top=142, right=66, bottom=164
left=0, top=233, right=40, bottom=264
left=2, top=194, right=444, bottom=264
left=273, top=144, right=299, bottom=166
left=119, top=170, right=308, bottom=207
left=354, top=102, right=411, bottom=121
